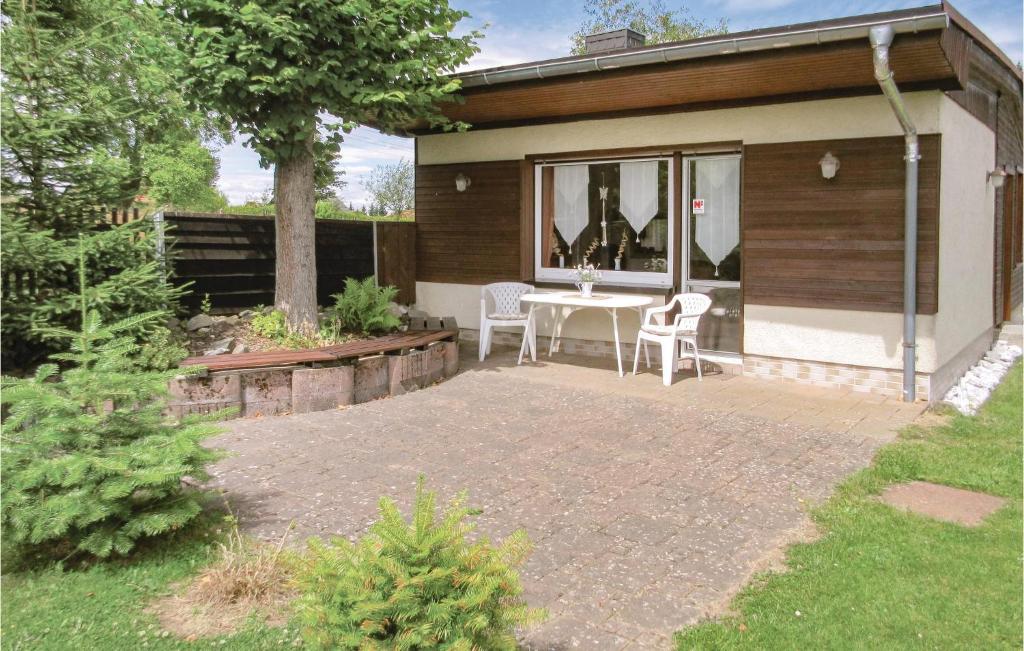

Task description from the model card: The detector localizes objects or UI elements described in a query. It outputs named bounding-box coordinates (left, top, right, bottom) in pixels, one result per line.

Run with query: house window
left=534, top=157, right=674, bottom=286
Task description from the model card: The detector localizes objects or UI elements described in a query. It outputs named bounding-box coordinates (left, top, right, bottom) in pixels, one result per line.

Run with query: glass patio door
left=683, top=155, right=742, bottom=355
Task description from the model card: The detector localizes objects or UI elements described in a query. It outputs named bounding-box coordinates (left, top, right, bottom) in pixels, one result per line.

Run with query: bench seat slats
left=180, top=329, right=458, bottom=372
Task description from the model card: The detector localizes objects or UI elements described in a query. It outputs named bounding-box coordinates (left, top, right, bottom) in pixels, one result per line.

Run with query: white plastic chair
left=480, top=282, right=536, bottom=362
left=632, top=293, right=712, bottom=386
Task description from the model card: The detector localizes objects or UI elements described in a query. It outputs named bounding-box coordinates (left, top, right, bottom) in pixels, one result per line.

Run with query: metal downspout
left=870, top=24, right=919, bottom=402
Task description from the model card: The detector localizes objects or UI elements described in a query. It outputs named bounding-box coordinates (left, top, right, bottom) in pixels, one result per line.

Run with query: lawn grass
left=676, top=363, right=1023, bottom=650
left=1, top=517, right=299, bottom=650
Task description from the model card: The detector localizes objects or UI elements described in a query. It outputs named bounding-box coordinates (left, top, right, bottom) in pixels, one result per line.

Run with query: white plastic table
left=517, top=291, right=654, bottom=376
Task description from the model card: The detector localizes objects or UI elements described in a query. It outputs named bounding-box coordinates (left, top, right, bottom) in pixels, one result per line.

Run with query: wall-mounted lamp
left=988, top=167, right=1007, bottom=189
left=818, top=152, right=840, bottom=180
left=455, top=173, right=471, bottom=192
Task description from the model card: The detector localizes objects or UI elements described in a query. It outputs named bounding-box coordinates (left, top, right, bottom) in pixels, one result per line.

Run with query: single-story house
left=403, top=3, right=1023, bottom=401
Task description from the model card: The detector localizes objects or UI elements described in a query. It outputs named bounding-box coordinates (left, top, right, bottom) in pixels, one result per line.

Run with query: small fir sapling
left=0, top=238, right=223, bottom=559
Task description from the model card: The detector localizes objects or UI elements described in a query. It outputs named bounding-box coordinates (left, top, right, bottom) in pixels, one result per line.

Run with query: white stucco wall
left=415, top=91, right=993, bottom=372
left=742, top=306, right=938, bottom=372
left=418, top=92, right=944, bottom=164
left=932, top=96, right=996, bottom=368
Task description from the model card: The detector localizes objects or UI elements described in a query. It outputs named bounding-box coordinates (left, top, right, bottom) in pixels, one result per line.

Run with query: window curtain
left=553, top=165, right=589, bottom=252
left=694, top=159, right=740, bottom=277
left=619, top=161, right=659, bottom=241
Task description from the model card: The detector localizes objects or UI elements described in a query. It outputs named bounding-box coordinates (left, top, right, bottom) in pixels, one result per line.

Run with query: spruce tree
left=1, top=240, right=222, bottom=560
left=297, top=478, right=545, bottom=649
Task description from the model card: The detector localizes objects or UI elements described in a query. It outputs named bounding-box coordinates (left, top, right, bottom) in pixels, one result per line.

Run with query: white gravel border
left=942, top=339, right=1022, bottom=415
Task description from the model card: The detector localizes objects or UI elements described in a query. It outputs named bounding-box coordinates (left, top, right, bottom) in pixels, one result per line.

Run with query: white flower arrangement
left=572, top=263, right=602, bottom=284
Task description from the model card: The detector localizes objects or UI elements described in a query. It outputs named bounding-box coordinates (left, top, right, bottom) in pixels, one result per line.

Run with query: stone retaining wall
left=169, top=341, right=458, bottom=419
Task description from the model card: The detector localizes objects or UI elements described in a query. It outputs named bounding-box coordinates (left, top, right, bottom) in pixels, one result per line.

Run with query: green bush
left=249, top=308, right=289, bottom=341
left=1, top=215, right=188, bottom=372
left=328, top=277, right=401, bottom=335
left=0, top=248, right=221, bottom=560
left=297, top=479, right=545, bottom=650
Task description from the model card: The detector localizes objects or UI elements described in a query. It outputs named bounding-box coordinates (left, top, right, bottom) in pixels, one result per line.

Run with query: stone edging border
left=168, top=340, right=459, bottom=419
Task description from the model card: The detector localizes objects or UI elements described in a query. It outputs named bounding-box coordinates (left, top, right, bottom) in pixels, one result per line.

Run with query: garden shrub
left=328, top=277, right=401, bottom=335
left=1, top=215, right=188, bottom=371
left=0, top=247, right=221, bottom=559
left=296, top=478, right=545, bottom=650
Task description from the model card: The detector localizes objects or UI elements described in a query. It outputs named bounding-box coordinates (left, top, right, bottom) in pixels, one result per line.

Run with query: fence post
left=152, top=209, right=166, bottom=273
left=372, top=221, right=379, bottom=286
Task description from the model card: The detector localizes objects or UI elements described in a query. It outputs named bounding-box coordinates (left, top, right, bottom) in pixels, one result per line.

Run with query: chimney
left=584, top=28, right=646, bottom=54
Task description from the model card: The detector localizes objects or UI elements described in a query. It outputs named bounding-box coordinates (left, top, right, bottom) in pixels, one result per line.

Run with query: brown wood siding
left=425, top=32, right=959, bottom=131
left=742, top=135, right=940, bottom=314
left=415, top=161, right=522, bottom=284
left=375, top=222, right=416, bottom=304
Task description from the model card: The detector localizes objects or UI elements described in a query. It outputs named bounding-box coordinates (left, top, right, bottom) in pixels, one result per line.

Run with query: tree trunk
left=274, top=135, right=318, bottom=336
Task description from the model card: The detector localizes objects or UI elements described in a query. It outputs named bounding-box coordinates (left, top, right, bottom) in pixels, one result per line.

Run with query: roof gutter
left=459, top=12, right=949, bottom=88
left=870, top=24, right=920, bottom=403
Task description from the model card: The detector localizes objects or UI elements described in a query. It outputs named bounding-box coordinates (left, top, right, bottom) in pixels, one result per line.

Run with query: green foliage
left=142, top=139, right=229, bottom=211
left=328, top=278, right=401, bottom=335
left=296, top=478, right=545, bottom=649
left=201, top=293, right=213, bottom=315
left=224, top=200, right=409, bottom=222
left=362, top=159, right=414, bottom=216
left=0, top=246, right=222, bottom=560
left=249, top=308, right=323, bottom=349
left=570, top=0, right=727, bottom=55
left=1, top=215, right=188, bottom=371
left=167, top=0, right=482, bottom=166
left=135, top=326, right=190, bottom=372
left=1, top=0, right=210, bottom=369
left=249, top=309, right=289, bottom=341
left=314, top=136, right=347, bottom=201
left=1, top=0, right=226, bottom=234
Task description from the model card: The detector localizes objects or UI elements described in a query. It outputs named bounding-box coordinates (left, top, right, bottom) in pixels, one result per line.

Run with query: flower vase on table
left=571, top=263, right=602, bottom=298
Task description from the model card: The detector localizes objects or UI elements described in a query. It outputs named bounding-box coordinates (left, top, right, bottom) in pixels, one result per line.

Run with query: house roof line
left=456, top=4, right=1019, bottom=89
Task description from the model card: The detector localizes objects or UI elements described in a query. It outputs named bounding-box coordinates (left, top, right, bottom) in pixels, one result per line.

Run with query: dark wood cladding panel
left=432, top=33, right=958, bottom=130
left=375, top=222, right=416, bottom=304
left=742, top=135, right=940, bottom=314
left=165, top=213, right=376, bottom=312
left=415, top=161, right=522, bottom=284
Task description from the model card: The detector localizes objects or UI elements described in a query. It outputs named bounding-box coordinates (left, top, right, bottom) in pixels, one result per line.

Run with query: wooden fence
left=162, top=212, right=415, bottom=313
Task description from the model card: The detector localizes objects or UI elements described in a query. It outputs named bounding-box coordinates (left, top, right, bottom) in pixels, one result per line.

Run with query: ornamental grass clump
left=0, top=242, right=223, bottom=560
left=296, top=478, right=546, bottom=650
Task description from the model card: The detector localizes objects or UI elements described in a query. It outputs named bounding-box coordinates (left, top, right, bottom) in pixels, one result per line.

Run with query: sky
left=215, top=0, right=1023, bottom=207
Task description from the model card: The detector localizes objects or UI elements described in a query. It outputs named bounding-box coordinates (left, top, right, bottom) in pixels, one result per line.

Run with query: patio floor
left=207, top=343, right=925, bottom=649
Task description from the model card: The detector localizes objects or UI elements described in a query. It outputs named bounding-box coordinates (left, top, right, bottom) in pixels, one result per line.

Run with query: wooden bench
left=181, top=329, right=458, bottom=373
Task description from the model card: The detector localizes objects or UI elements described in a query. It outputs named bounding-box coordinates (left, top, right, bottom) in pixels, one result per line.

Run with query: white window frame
left=534, top=156, right=675, bottom=288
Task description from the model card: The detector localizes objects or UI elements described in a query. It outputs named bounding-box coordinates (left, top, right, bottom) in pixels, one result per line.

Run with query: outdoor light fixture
left=989, top=167, right=1007, bottom=189
left=455, top=173, right=471, bottom=192
left=818, top=152, right=840, bottom=180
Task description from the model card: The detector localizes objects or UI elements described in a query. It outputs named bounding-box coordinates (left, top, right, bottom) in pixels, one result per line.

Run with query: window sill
left=530, top=280, right=675, bottom=297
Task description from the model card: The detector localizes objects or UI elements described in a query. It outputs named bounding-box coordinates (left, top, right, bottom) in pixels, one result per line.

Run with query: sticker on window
left=692, top=198, right=705, bottom=214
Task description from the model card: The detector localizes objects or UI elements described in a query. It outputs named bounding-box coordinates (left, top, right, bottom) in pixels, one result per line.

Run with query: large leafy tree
left=169, top=0, right=480, bottom=334
left=570, top=0, right=727, bottom=55
left=362, top=159, right=414, bottom=215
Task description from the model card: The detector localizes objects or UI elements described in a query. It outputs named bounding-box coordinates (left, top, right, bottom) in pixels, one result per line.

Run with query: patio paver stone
left=880, top=480, right=1007, bottom=526
left=207, top=344, right=923, bottom=649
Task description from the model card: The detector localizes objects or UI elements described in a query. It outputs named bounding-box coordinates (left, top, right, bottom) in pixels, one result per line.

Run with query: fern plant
left=0, top=239, right=222, bottom=560
left=328, top=277, right=401, bottom=335
left=297, top=478, right=546, bottom=650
